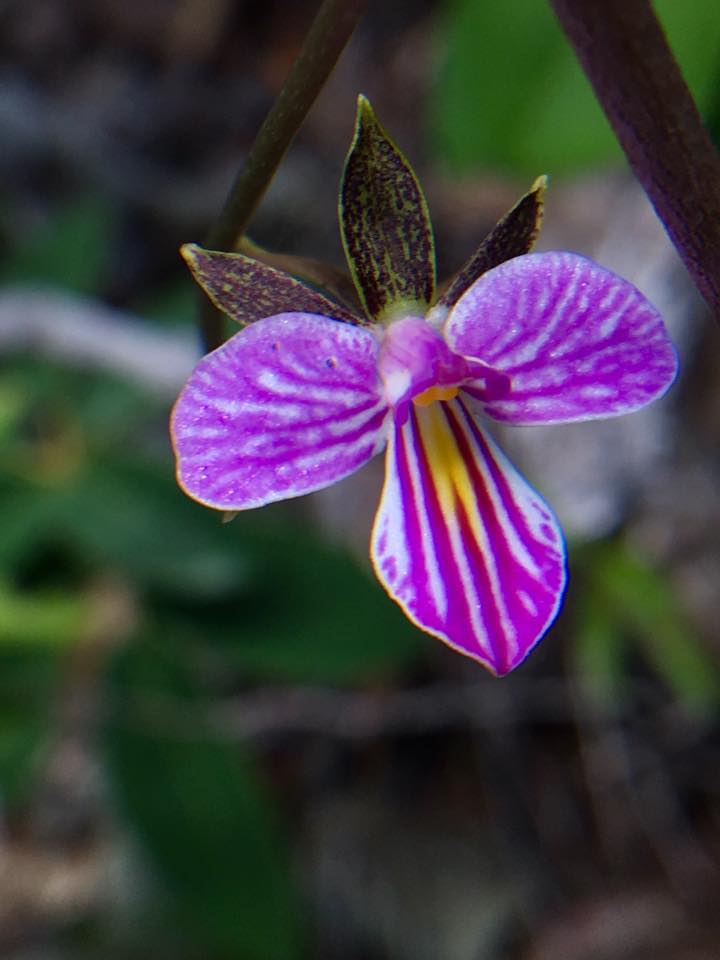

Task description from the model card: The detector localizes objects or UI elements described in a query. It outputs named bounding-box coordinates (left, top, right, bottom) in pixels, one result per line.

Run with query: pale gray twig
left=0, top=287, right=197, bottom=395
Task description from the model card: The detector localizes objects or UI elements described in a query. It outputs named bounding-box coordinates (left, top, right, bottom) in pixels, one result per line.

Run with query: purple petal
left=172, top=313, right=388, bottom=510
left=370, top=397, right=567, bottom=675
left=445, top=252, right=678, bottom=424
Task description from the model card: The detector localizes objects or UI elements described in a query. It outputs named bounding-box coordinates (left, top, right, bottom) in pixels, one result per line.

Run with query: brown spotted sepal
left=237, top=237, right=362, bottom=315
left=181, top=243, right=364, bottom=328
left=438, top=175, right=547, bottom=311
left=340, top=96, right=436, bottom=325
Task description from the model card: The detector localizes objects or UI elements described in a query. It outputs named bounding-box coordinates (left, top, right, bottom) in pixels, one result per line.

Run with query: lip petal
left=371, top=396, right=567, bottom=674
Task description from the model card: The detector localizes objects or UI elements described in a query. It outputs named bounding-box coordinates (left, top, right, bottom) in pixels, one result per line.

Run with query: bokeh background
left=2, top=1, right=720, bottom=957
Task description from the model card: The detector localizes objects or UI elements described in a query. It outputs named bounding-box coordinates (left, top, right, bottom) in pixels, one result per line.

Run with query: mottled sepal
left=237, top=237, right=362, bottom=314
left=340, top=96, right=436, bottom=324
left=181, top=244, right=363, bottom=327
left=439, top=176, right=547, bottom=310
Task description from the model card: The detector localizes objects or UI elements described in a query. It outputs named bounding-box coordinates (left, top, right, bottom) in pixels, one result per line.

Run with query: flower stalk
left=200, top=0, right=369, bottom=351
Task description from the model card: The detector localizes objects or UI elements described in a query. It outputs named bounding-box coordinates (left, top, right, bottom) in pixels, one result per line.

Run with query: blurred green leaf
left=4, top=356, right=151, bottom=448
left=0, top=349, right=424, bottom=684
left=581, top=542, right=720, bottom=711
left=0, top=382, right=26, bottom=445
left=0, top=650, right=63, bottom=808
left=105, top=638, right=302, bottom=959
left=56, top=461, right=254, bottom=600
left=432, top=0, right=720, bottom=174
left=0, top=577, right=86, bottom=648
left=0, top=712, right=48, bottom=808
left=57, top=458, right=423, bottom=683
left=208, top=522, right=425, bottom=683
left=0, top=482, right=61, bottom=573
left=138, top=281, right=197, bottom=327
left=574, top=593, right=626, bottom=706
left=1, top=196, right=117, bottom=294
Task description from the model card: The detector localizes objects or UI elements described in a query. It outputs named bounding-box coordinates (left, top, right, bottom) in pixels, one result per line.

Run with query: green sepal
left=181, top=244, right=364, bottom=328
left=340, top=96, right=436, bottom=324
left=438, top=175, right=547, bottom=310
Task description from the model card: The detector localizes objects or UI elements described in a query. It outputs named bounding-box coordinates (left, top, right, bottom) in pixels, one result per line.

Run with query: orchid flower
left=171, top=97, right=677, bottom=676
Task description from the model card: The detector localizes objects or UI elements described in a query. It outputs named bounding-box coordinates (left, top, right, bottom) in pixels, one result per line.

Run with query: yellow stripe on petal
left=413, top=402, right=478, bottom=531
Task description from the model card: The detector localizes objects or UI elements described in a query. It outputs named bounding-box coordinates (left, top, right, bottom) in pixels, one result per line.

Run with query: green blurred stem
left=550, top=0, right=720, bottom=320
left=200, top=0, right=369, bottom=351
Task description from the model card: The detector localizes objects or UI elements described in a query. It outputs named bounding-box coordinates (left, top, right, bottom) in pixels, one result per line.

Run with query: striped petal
left=371, top=397, right=566, bottom=675
left=445, top=252, right=678, bottom=424
left=172, top=313, right=388, bottom=510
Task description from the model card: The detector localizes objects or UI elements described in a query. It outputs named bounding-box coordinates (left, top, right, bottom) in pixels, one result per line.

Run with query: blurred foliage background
left=1, top=1, right=720, bottom=958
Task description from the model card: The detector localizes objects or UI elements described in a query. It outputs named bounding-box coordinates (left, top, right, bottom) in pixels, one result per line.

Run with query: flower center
left=377, top=315, right=508, bottom=421
left=378, top=316, right=468, bottom=407
left=413, top=385, right=460, bottom=407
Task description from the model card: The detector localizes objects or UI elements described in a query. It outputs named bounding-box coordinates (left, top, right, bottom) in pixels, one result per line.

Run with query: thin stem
left=200, top=0, right=369, bottom=351
left=549, top=0, right=720, bottom=320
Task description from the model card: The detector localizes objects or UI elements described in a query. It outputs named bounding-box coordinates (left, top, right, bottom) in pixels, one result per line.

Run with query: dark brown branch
left=549, top=0, right=720, bottom=319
